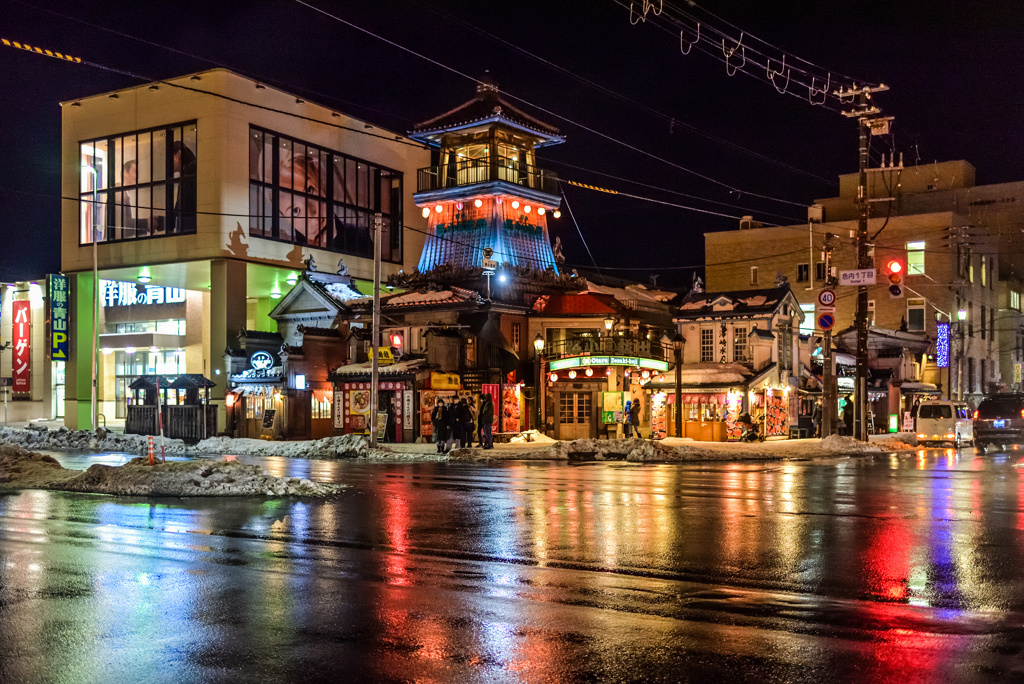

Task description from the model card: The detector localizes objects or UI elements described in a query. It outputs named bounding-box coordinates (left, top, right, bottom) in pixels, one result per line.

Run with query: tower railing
left=417, top=155, right=559, bottom=195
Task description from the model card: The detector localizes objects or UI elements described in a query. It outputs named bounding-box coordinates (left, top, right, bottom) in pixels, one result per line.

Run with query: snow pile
left=60, top=458, right=341, bottom=497
left=509, top=430, right=556, bottom=444
left=871, top=434, right=919, bottom=450
left=0, top=446, right=77, bottom=489
left=193, top=433, right=376, bottom=459
left=0, top=445, right=342, bottom=497
left=818, top=434, right=882, bottom=454
left=0, top=426, right=188, bottom=455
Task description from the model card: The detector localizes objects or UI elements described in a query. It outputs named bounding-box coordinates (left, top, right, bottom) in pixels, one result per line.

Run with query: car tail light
left=973, top=410, right=979, bottom=420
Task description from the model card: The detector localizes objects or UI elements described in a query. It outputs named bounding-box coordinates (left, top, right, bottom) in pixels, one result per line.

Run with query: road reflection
left=2, top=448, right=1023, bottom=680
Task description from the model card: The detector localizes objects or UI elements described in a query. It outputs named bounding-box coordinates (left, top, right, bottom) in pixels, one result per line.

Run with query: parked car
left=915, top=400, right=973, bottom=447
left=973, top=394, right=1024, bottom=453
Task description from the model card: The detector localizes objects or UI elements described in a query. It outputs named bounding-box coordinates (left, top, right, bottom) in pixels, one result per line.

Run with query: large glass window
left=80, top=122, right=196, bottom=243
left=907, top=241, right=925, bottom=275
left=732, top=326, right=747, bottom=362
left=907, top=298, right=926, bottom=332
left=249, top=126, right=403, bottom=263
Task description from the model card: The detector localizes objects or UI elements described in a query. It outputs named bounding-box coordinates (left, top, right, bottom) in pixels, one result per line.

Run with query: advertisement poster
left=49, top=274, right=69, bottom=360
left=333, top=391, right=345, bottom=429
left=501, top=385, right=522, bottom=433
left=12, top=301, right=30, bottom=393
left=650, top=393, right=667, bottom=439
left=349, top=389, right=371, bottom=432
left=601, top=391, right=627, bottom=424
left=481, top=384, right=500, bottom=431
left=419, top=390, right=456, bottom=438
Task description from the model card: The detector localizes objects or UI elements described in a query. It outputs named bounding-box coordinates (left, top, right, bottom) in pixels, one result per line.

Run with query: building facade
left=61, top=69, right=430, bottom=429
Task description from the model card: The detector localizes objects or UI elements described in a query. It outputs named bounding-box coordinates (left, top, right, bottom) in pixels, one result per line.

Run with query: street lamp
left=83, top=163, right=100, bottom=432
left=604, top=316, right=614, bottom=332
left=673, top=332, right=684, bottom=438
left=957, top=308, right=967, bottom=400
left=533, top=334, right=545, bottom=434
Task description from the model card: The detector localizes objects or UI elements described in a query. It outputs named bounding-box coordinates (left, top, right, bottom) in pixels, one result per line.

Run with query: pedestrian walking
left=841, top=395, right=853, bottom=436
left=478, top=394, right=495, bottom=449
left=431, top=398, right=449, bottom=453
left=460, top=398, right=475, bottom=448
left=812, top=399, right=822, bottom=438
left=623, top=400, right=633, bottom=438
left=630, top=397, right=642, bottom=439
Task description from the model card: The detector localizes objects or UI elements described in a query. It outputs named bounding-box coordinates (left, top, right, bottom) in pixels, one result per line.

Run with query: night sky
left=2, top=0, right=1022, bottom=286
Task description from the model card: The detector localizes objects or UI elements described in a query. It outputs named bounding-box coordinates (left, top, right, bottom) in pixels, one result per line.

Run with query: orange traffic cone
left=147, top=435, right=155, bottom=466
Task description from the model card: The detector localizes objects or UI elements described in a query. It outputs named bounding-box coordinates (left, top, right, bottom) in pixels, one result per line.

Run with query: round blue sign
left=817, top=313, right=835, bottom=330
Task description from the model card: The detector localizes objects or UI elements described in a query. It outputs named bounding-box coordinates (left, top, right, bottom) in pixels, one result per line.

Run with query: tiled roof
left=410, top=82, right=561, bottom=142
left=533, top=292, right=619, bottom=315
left=676, top=285, right=793, bottom=318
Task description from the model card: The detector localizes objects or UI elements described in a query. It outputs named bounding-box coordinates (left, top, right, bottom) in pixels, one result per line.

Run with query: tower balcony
left=415, top=155, right=560, bottom=206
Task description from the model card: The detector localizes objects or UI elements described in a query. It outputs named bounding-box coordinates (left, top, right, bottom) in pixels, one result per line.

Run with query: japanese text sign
left=12, top=300, right=30, bottom=393
left=49, top=274, right=69, bottom=360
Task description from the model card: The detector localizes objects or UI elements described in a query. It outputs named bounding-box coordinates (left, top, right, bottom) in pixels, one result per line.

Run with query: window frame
left=700, top=328, right=715, bottom=362
left=907, top=298, right=926, bottom=332
left=906, top=241, right=926, bottom=275
left=79, top=121, right=197, bottom=245
left=796, top=263, right=809, bottom=283
left=248, top=125, right=404, bottom=263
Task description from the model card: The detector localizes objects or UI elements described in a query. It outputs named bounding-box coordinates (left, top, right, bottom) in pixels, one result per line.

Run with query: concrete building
left=60, top=69, right=430, bottom=430
left=705, top=160, right=1016, bottom=405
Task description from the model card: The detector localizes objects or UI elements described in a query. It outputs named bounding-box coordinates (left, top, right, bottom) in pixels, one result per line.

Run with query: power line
left=404, top=0, right=836, bottom=186
left=290, top=0, right=811, bottom=209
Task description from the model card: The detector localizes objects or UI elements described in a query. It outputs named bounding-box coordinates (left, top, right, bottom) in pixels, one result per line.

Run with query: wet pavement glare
left=2, top=447, right=1024, bottom=682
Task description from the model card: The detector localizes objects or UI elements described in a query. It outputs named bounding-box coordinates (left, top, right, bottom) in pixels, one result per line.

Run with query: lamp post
left=956, top=307, right=967, bottom=401
left=673, top=332, right=683, bottom=438
left=533, top=334, right=545, bottom=433
left=83, top=164, right=100, bottom=432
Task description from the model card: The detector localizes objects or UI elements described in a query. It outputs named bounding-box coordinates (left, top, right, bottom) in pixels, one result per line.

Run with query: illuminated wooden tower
left=410, top=80, right=563, bottom=274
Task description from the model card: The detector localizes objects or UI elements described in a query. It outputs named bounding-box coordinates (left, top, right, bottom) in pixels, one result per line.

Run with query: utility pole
left=821, top=232, right=838, bottom=437
left=839, top=84, right=891, bottom=441
left=370, top=213, right=382, bottom=448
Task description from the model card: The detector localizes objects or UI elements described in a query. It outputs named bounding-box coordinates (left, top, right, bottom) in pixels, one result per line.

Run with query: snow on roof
left=587, top=282, right=674, bottom=303
left=333, top=358, right=426, bottom=376
left=677, top=362, right=751, bottom=385
left=322, top=281, right=365, bottom=303
left=740, top=296, right=768, bottom=306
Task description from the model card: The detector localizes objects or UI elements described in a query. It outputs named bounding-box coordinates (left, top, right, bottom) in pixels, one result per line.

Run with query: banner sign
left=100, top=279, right=186, bottom=307
left=549, top=355, right=670, bottom=372
left=49, top=274, right=69, bottom=360
left=935, top=322, right=950, bottom=369
left=12, top=300, right=30, bottom=393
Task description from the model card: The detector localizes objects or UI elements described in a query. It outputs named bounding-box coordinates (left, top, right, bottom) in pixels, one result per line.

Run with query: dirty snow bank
left=193, top=433, right=379, bottom=459
left=454, top=435, right=885, bottom=463
left=0, top=425, right=185, bottom=455
left=0, top=445, right=341, bottom=496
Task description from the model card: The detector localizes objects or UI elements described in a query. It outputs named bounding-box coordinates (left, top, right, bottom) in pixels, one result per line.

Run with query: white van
left=916, top=401, right=974, bottom=447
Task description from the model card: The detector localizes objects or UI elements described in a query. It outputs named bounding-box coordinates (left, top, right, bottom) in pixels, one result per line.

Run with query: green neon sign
left=549, top=355, right=669, bottom=372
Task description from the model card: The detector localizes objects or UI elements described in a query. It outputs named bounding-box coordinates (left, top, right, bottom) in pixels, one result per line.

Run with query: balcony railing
left=417, top=155, right=559, bottom=195
left=545, top=333, right=675, bottom=363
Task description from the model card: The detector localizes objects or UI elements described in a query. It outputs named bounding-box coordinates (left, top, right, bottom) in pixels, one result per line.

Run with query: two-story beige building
left=61, top=69, right=429, bottom=430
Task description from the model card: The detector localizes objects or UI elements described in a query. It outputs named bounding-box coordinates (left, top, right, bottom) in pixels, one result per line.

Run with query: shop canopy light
left=101, top=347, right=113, bottom=355
left=568, top=370, right=577, bottom=379
left=553, top=210, right=561, bottom=219
left=474, top=199, right=483, bottom=208
left=537, top=207, right=545, bottom=216
left=421, top=207, right=430, bottom=218
left=434, top=204, right=443, bottom=213
left=549, top=373, right=558, bottom=383
left=511, top=200, right=520, bottom=209
left=523, top=205, right=532, bottom=213
left=285, top=273, right=298, bottom=285
left=125, top=347, right=136, bottom=354
left=549, top=355, right=669, bottom=372
left=149, top=346, right=159, bottom=353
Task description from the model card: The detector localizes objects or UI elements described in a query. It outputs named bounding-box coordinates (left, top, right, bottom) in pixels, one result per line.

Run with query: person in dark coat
left=430, top=398, right=449, bottom=453
left=841, top=395, right=854, bottom=436
left=478, top=394, right=495, bottom=449
left=630, top=398, right=642, bottom=439
left=812, top=399, right=823, bottom=438
left=460, top=398, right=475, bottom=448
left=449, top=398, right=470, bottom=450
left=623, top=400, right=633, bottom=438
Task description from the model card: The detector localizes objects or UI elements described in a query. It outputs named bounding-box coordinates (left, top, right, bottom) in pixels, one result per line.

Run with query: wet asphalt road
left=3, top=448, right=1024, bottom=683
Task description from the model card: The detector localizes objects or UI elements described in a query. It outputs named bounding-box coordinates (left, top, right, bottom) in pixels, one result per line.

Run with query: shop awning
left=312, top=389, right=332, bottom=403
left=899, top=382, right=941, bottom=395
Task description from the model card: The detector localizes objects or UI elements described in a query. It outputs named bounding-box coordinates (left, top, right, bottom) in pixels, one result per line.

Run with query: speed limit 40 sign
left=817, top=289, right=836, bottom=307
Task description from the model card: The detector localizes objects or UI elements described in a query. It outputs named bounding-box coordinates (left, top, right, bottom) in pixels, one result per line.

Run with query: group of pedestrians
left=430, top=395, right=495, bottom=452
left=623, top=398, right=642, bottom=438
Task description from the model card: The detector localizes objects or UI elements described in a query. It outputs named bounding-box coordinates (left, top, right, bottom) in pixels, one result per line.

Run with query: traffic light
left=389, top=332, right=404, bottom=351
left=886, top=259, right=904, bottom=298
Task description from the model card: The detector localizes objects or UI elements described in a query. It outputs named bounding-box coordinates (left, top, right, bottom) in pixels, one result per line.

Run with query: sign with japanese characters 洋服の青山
left=49, top=274, right=69, bottom=361
left=99, top=279, right=186, bottom=307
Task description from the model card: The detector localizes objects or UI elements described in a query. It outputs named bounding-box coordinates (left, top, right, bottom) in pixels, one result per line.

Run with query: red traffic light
left=886, top=260, right=903, bottom=274
left=390, top=333, right=403, bottom=348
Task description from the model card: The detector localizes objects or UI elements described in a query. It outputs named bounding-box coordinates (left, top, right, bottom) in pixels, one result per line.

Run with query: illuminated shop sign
left=49, top=274, right=69, bottom=360
left=935, top=322, right=950, bottom=368
left=12, top=301, right=30, bottom=393
left=548, top=355, right=670, bottom=372
left=250, top=351, right=274, bottom=371
left=100, top=279, right=186, bottom=308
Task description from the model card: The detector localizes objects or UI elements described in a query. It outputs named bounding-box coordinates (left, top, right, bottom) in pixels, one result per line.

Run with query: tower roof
left=410, top=80, right=564, bottom=148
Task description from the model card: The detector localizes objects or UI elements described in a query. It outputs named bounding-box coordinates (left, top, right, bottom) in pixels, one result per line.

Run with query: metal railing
left=417, top=155, right=559, bottom=195
left=545, top=333, right=674, bottom=362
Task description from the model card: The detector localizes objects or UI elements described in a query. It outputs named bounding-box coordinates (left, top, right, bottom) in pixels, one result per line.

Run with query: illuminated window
left=799, top=304, right=815, bottom=335
left=700, top=328, right=715, bottom=362
left=79, top=121, right=197, bottom=244
left=907, top=241, right=925, bottom=275
left=511, top=322, right=521, bottom=351
left=732, top=326, right=747, bottom=362
left=750, top=266, right=758, bottom=286
left=867, top=299, right=875, bottom=327
left=248, top=126, right=403, bottom=263
left=981, top=257, right=987, bottom=287
left=1012, top=290, right=1021, bottom=311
